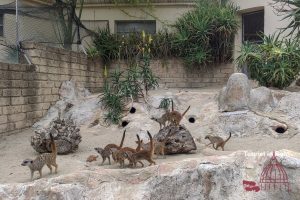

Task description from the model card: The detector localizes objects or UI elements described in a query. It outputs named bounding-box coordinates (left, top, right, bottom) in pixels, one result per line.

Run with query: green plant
left=173, top=0, right=239, bottom=66
left=93, top=28, right=120, bottom=65
left=273, top=0, right=300, bottom=37
left=158, top=98, right=173, bottom=110
left=139, top=53, right=159, bottom=95
left=100, top=81, right=125, bottom=124
left=86, top=46, right=99, bottom=59
left=236, top=33, right=300, bottom=89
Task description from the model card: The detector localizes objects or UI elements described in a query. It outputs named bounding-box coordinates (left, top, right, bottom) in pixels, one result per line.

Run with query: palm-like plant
left=273, top=0, right=300, bottom=37
left=236, top=33, right=300, bottom=88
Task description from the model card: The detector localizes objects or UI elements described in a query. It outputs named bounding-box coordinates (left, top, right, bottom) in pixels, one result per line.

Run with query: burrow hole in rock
left=129, top=107, right=136, bottom=114
left=122, top=120, right=129, bottom=127
left=275, top=126, right=287, bottom=134
left=188, top=115, right=196, bottom=123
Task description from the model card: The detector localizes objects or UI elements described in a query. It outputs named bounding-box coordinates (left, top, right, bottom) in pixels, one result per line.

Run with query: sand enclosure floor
left=1, top=126, right=300, bottom=184
left=1, top=87, right=300, bottom=184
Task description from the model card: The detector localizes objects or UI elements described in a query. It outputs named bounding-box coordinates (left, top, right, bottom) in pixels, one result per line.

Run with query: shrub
left=93, top=28, right=120, bottom=65
left=173, top=0, right=239, bottom=66
left=236, top=34, right=300, bottom=89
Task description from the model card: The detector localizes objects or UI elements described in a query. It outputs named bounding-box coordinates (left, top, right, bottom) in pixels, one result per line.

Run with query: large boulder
left=31, top=118, right=82, bottom=154
left=33, top=80, right=99, bottom=130
left=218, top=73, right=251, bottom=112
left=1, top=150, right=300, bottom=200
left=249, top=87, right=276, bottom=112
left=154, top=125, right=197, bottom=154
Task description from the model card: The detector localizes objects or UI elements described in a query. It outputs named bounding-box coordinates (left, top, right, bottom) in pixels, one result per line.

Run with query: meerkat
left=94, top=129, right=126, bottom=165
left=151, top=110, right=172, bottom=130
left=204, top=132, right=232, bottom=151
left=86, top=155, right=98, bottom=162
left=21, top=133, right=58, bottom=180
left=114, top=134, right=144, bottom=167
left=131, top=131, right=156, bottom=167
left=169, top=105, right=191, bottom=127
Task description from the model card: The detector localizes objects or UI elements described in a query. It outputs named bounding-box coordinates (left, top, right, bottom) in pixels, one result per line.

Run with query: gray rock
left=33, top=81, right=100, bottom=129
left=219, top=73, right=250, bottom=112
left=296, top=78, right=300, bottom=86
left=31, top=118, right=82, bottom=154
left=249, top=87, right=276, bottom=112
left=154, top=125, right=197, bottom=154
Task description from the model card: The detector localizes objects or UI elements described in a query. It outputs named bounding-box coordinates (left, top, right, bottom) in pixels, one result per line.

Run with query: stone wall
left=0, top=42, right=233, bottom=134
left=111, top=60, right=233, bottom=88
left=0, top=42, right=103, bottom=134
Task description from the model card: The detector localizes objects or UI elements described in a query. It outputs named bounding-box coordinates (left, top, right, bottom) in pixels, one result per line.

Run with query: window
left=115, top=20, right=156, bottom=35
left=0, top=14, right=3, bottom=37
left=242, top=10, right=264, bottom=43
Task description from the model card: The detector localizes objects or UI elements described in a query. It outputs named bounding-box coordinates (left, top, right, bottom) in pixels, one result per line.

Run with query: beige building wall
left=230, top=0, right=291, bottom=66
left=80, top=3, right=195, bottom=33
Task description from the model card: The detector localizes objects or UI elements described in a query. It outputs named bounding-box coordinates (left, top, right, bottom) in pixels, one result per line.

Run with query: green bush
left=93, top=28, right=120, bottom=65
left=236, top=34, right=300, bottom=89
left=173, top=0, right=238, bottom=66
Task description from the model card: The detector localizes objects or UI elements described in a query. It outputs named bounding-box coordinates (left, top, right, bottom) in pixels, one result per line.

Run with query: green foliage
left=158, top=98, right=173, bottom=110
left=173, top=0, right=239, bottom=66
left=86, top=46, right=99, bottom=59
left=101, top=82, right=125, bottom=124
left=140, top=53, right=159, bottom=94
left=273, top=0, right=300, bottom=38
left=93, top=29, right=120, bottom=65
left=236, top=33, right=300, bottom=89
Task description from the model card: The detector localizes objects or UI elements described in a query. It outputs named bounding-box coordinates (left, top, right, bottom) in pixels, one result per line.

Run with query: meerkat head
left=94, top=147, right=104, bottom=154
left=21, top=159, right=33, bottom=166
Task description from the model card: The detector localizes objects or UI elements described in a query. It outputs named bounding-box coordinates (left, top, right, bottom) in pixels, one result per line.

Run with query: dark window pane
left=0, top=14, right=3, bottom=36
left=116, top=21, right=156, bottom=35
left=242, top=11, right=264, bottom=43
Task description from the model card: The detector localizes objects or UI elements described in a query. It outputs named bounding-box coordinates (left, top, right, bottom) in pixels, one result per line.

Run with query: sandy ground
left=1, top=126, right=300, bottom=184
left=1, top=86, right=300, bottom=184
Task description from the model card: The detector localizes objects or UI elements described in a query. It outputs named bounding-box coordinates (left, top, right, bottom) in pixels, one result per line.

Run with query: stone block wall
left=0, top=42, right=234, bottom=134
left=0, top=42, right=103, bottom=134
left=111, top=60, right=233, bottom=88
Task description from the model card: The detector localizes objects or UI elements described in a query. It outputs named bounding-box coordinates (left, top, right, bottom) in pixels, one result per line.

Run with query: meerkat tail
left=120, top=129, right=126, bottom=147
left=136, top=134, right=141, bottom=151
left=49, top=133, right=57, bottom=156
left=181, top=106, right=191, bottom=117
left=147, top=131, right=154, bottom=156
left=224, top=132, right=232, bottom=143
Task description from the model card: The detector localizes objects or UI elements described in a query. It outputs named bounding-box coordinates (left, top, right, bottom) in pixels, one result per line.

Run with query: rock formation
left=218, top=73, right=251, bottom=112
left=31, top=118, right=81, bottom=154
left=249, top=87, right=276, bottom=112
left=154, top=125, right=197, bottom=154
left=33, top=80, right=100, bottom=130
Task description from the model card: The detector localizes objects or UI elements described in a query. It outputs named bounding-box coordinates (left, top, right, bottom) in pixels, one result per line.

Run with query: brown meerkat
left=21, top=133, right=58, bottom=180
left=151, top=110, right=172, bottom=130
left=114, top=134, right=144, bottom=167
left=204, top=132, right=232, bottom=151
left=94, top=129, right=126, bottom=165
left=131, top=131, right=156, bottom=167
left=169, top=105, right=191, bottom=127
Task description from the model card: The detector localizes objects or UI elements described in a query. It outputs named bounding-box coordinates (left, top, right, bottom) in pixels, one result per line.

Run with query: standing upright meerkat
left=204, top=132, right=232, bottom=151
left=21, top=133, right=58, bottom=180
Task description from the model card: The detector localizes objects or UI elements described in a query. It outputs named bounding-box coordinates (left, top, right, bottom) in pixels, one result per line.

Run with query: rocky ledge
left=1, top=150, right=300, bottom=200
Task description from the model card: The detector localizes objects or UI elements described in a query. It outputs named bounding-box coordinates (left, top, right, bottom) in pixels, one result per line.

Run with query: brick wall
left=0, top=42, right=233, bottom=134
left=0, top=42, right=103, bottom=134
left=111, top=60, right=233, bottom=88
